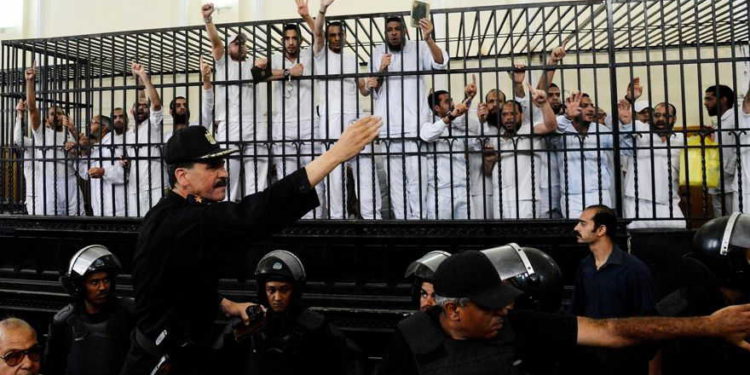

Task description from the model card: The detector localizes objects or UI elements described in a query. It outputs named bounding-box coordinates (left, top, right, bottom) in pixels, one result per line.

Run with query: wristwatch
left=283, top=69, right=290, bottom=79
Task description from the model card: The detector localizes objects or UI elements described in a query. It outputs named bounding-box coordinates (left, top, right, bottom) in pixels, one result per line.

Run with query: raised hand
left=201, top=3, right=214, bottom=20
left=131, top=62, right=147, bottom=79
left=330, top=116, right=382, bottom=162
left=527, top=82, right=548, bottom=107
left=295, top=0, right=310, bottom=18
left=15, top=99, right=26, bottom=114
left=365, top=77, right=379, bottom=89
left=289, top=63, right=304, bottom=77
left=419, top=18, right=434, bottom=41
left=321, top=0, right=336, bottom=11
left=254, top=57, right=268, bottom=69
left=617, top=98, right=633, bottom=125
left=626, top=77, right=642, bottom=101
left=379, top=53, right=392, bottom=72
left=511, top=63, right=526, bottom=84
left=62, top=115, right=75, bottom=133
left=25, top=67, right=36, bottom=82
left=464, top=74, right=478, bottom=102
left=565, top=91, right=583, bottom=119
left=477, top=102, right=489, bottom=123
left=452, top=102, right=469, bottom=118
left=200, top=56, right=212, bottom=78
left=549, top=41, right=567, bottom=64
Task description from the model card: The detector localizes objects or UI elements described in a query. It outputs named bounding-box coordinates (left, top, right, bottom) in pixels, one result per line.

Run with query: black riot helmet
left=60, top=244, right=122, bottom=299
left=405, top=251, right=451, bottom=306
left=693, top=213, right=750, bottom=290
left=254, top=250, right=307, bottom=307
left=481, top=243, right=563, bottom=312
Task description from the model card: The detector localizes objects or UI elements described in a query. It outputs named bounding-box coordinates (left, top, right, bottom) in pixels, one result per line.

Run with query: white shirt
left=126, top=108, right=165, bottom=193
left=420, top=114, right=470, bottom=188
left=31, top=124, right=78, bottom=179
left=554, top=116, right=614, bottom=195
left=213, top=54, right=262, bottom=141
left=468, top=117, right=496, bottom=197
left=79, top=132, right=127, bottom=216
left=737, top=110, right=750, bottom=198
left=490, top=122, right=546, bottom=201
left=620, top=121, right=683, bottom=203
left=13, top=116, right=41, bottom=211
left=715, top=109, right=739, bottom=193
left=370, top=41, right=449, bottom=137
left=271, top=49, right=316, bottom=140
left=315, top=48, right=360, bottom=139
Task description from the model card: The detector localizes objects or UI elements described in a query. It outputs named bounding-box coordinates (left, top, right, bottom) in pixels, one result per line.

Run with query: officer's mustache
left=214, top=178, right=228, bottom=188
left=574, top=230, right=582, bottom=238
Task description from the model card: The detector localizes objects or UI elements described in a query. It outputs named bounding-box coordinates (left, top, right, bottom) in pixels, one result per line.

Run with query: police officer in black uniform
left=405, top=251, right=452, bottom=311
left=119, top=117, right=381, bottom=375
left=224, top=250, right=355, bottom=375
left=379, top=250, right=750, bottom=375
left=44, top=244, right=134, bottom=375
left=656, top=213, right=750, bottom=374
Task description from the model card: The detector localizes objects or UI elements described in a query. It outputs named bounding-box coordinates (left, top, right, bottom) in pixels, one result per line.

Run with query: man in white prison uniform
left=483, top=87, right=558, bottom=219
left=79, top=112, right=128, bottom=217
left=419, top=80, right=478, bottom=219
left=269, top=20, right=325, bottom=219
left=126, top=63, right=166, bottom=217
left=554, top=92, right=614, bottom=219
left=313, top=2, right=381, bottom=219
left=467, top=90, right=505, bottom=219
left=704, top=84, right=738, bottom=216
left=25, top=67, right=82, bottom=216
left=369, top=16, right=449, bottom=219
left=204, top=3, right=269, bottom=201
left=618, top=100, right=686, bottom=229
left=12, top=100, right=43, bottom=215
left=736, top=82, right=750, bottom=212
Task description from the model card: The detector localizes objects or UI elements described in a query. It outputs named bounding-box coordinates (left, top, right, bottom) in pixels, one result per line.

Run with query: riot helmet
left=693, top=213, right=750, bottom=290
left=481, top=243, right=563, bottom=312
left=61, top=244, right=122, bottom=299
left=254, top=250, right=306, bottom=308
left=405, top=251, right=451, bottom=309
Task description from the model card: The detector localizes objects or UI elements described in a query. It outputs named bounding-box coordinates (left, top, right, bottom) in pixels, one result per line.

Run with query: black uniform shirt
left=379, top=308, right=577, bottom=375
left=132, top=168, right=319, bottom=347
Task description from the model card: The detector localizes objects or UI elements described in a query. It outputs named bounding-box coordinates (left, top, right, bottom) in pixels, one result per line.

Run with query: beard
left=172, top=112, right=189, bottom=126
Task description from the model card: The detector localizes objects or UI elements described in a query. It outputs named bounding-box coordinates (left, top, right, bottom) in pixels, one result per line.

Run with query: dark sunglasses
left=0, top=345, right=42, bottom=366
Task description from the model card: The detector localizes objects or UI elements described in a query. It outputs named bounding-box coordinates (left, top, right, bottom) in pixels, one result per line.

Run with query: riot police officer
left=44, top=245, right=134, bottom=375
left=225, top=250, right=355, bottom=375
left=405, top=251, right=452, bottom=311
left=656, top=213, right=750, bottom=374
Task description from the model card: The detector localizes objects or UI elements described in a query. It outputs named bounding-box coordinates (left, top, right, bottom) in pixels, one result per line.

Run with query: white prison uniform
left=736, top=111, right=750, bottom=212
left=272, top=49, right=324, bottom=218
left=555, top=116, right=614, bottom=218
left=489, top=122, right=545, bottom=219
left=31, top=125, right=81, bottom=216
left=12, top=116, right=43, bottom=215
left=213, top=55, right=268, bottom=201
left=709, top=109, right=739, bottom=216
left=370, top=41, right=449, bottom=219
left=421, top=115, right=469, bottom=219
left=79, top=132, right=127, bottom=217
left=620, top=120, right=685, bottom=228
left=467, top=117, right=496, bottom=219
left=126, top=108, right=165, bottom=217
left=315, top=49, right=381, bottom=219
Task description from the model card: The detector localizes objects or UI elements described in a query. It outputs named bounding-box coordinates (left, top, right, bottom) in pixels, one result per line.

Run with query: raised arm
left=536, top=43, right=567, bottom=91
left=625, top=77, right=643, bottom=103
left=419, top=18, right=444, bottom=65
left=529, top=83, right=557, bottom=134
left=202, top=3, right=224, bottom=61
left=512, top=63, right=526, bottom=99
left=295, top=0, right=315, bottom=34
left=13, top=100, right=28, bottom=147
left=200, top=56, right=215, bottom=127
left=312, top=0, right=335, bottom=54
left=25, top=67, right=40, bottom=131
left=132, top=63, right=162, bottom=111
left=577, top=303, right=750, bottom=351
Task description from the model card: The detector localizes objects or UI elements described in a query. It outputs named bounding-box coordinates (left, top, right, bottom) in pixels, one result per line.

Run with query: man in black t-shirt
left=379, top=250, right=750, bottom=375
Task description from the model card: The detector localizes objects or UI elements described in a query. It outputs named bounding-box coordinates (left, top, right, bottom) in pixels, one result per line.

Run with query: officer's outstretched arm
left=576, top=303, right=750, bottom=350
left=304, top=116, right=382, bottom=186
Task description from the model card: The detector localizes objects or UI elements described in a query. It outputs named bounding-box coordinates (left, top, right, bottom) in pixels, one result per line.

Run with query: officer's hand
left=220, top=298, right=254, bottom=326
left=708, top=303, right=750, bottom=351
left=330, top=116, right=382, bottom=162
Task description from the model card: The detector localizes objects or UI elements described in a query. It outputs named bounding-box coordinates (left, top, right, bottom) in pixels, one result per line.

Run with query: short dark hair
left=170, top=96, right=187, bottom=112
left=98, top=115, right=112, bottom=129
left=168, top=162, right=194, bottom=187
left=326, top=21, right=345, bottom=36
left=586, top=205, right=618, bottom=239
left=705, top=85, right=735, bottom=109
left=427, top=90, right=449, bottom=111
left=502, top=100, right=523, bottom=113
left=283, top=24, right=301, bottom=41
left=385, top=16, right=403, bottom=26
left=548, top=83, right=559, bottom=90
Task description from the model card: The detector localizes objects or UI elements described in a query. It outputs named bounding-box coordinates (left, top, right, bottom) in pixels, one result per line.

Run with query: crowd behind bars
left=7, top=1, right=750, bottom=226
